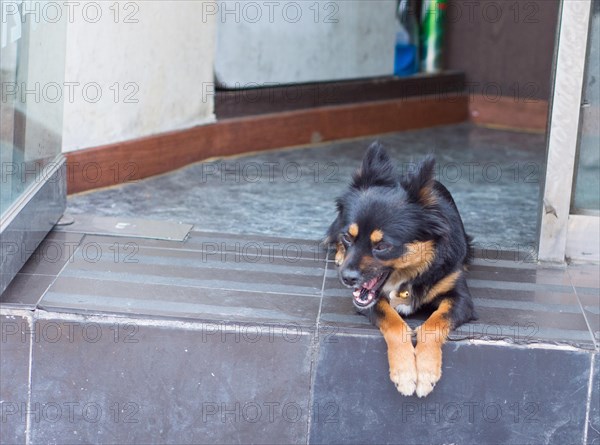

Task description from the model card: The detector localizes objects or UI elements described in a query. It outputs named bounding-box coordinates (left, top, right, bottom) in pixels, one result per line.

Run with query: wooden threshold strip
left=66, top=95, right=469, bottom=194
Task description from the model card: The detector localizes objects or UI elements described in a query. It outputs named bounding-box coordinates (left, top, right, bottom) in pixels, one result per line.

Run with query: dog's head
left=326, top=142, right=448, bottom=310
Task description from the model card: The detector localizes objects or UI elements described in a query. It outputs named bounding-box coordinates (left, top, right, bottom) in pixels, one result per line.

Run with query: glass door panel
left=1, top=1, right=67, bottom=293
left=573, top=0, right=600, bottom=215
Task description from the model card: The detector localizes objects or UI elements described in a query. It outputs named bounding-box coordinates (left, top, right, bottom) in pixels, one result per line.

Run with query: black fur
left=326, top=142, right=476, bottom=329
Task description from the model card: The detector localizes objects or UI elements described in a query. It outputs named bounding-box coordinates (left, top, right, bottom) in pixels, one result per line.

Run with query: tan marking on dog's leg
left=414, top=299, right=453, bottom=397
left=334, top=242, right=346, bottom=266
left=376, top=299, right=417, bottom=396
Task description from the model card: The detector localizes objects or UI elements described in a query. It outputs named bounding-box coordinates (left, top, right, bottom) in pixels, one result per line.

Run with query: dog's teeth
left=353, top=289, right=360, bottom=297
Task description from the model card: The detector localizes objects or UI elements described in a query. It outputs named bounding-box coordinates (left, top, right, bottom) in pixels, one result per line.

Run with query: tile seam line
left=31, top=308, right=319, bottom=333
left=27, top=235, right=88, bottom=310
left=583, top=354, right=596, bottom=445
left=61, top=230, right=325, bottom=248
left=24, top=313, right=34, bottom=445
left=82, top=244, right=327, bottom=263
left=569, top=268, right=598, bottom=350
left=306, top=257, right=329, bottom=445
left=42, top=283, right=321, bottom=298
left=69, top=259, right=327, bottom=277
left=313, top=333, right=593, bottom=352
left=27, top=234, right=87, bottom=308
left=466, top=280, right=575, bottom=293
left=24, top=233, right=86, bottom=444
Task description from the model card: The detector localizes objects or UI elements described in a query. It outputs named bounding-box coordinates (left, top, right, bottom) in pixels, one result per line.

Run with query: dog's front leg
left=414, top=299, right=453, bottom=397
left=372, top=299, right=417, bottom=396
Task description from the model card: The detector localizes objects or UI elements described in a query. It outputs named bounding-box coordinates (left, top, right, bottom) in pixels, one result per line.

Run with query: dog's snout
left=341, top=269, right=360, bottom=287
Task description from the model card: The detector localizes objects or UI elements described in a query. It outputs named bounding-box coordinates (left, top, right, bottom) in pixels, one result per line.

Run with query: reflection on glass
left=573, top=1, right=600, bottom=214
left=0, top=3, right=66, bottom=216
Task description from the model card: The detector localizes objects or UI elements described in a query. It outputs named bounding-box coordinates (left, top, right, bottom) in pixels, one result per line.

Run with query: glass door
left=1, top=1, right=67, bottom=293
left=539, top=0, right=599, bottom=263
left=567, top=0, right=600, bottom=262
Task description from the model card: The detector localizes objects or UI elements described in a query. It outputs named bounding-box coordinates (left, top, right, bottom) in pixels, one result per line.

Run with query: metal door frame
left=538, top=0, right=599, bottom=263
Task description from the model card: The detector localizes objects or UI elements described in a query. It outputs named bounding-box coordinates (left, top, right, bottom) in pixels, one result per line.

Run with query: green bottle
left=420, top=0, right=447, bottom=73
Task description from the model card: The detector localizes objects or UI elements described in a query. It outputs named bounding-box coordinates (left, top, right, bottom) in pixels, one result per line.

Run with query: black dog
left=326, top=142, right=475, bottom=397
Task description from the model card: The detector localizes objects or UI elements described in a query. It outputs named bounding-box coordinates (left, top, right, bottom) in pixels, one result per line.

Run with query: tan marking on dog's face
left=422, top=271, right=461, bottom=305
left=334, top=242, right=346, bottom=266
left=348, top=223, right=359, bottom=238
left=370, top=229, right=384, bottom=244
left=382, top=240, right=436, bottom=280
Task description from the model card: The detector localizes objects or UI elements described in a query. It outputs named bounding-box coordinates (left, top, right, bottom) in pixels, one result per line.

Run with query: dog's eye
left=373, top=242, right=392, bottom=252
left=341, top=233, right=353, bottom=245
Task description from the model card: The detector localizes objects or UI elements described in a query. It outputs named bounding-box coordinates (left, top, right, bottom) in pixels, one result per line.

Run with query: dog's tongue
left=363, top=276, right=379, bottom=290
left=352, top=276, right=379, bottom=297
left=352, top=276, right=380, bottom=305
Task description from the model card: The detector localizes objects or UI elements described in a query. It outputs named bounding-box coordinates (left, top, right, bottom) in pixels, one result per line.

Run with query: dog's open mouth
left=352, top=273, right=389, bottom=308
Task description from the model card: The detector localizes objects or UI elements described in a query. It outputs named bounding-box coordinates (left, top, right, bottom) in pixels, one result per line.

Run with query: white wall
left=215, top=0, right=397, bottom=86
left=1, top=2, right=67, bottom=161
left=62, top=1, right=216, bottom=152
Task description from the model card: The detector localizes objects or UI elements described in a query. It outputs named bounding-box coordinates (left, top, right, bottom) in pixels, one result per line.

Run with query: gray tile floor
left=3, top=227, right=598, bottom=348
left=67, top=123, right=546, bottom=249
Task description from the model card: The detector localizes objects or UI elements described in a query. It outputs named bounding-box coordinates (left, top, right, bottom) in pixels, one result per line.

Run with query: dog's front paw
left=415, top=367, right=440, bottom=397
left=388, top=344, right=417, bottom=396
left=414, top=341, right=442, bottom=398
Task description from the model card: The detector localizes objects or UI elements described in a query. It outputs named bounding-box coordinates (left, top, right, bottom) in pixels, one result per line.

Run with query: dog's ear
left=401, top=155, right=437, bottom=206
left=351, top=142, right=397, bottom=190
